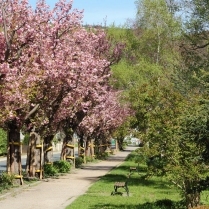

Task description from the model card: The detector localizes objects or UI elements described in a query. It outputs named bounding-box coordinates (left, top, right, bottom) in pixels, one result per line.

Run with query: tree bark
left=26, top=131, right=42, bottom=178
left=89, top=139, right=95, bottom=159
left=60, top=128, right=75, bottom=165
left=28, top=132, right=35, bottom=177
left=24, top=108, right=41, bottom=178
left=43, top=135, right=54, bottom=165
left=185, top=191, right=200, bottom=209
left=6, top=121, right=23, bottom=184
left=78, top=136, right=86, bottom=163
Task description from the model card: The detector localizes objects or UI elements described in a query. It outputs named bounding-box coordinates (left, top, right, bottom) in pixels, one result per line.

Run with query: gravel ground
left=0, top=146, right=137, bottom=209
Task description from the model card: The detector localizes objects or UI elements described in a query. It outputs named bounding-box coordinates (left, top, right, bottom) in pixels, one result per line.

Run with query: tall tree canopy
left=0, top=0, right=125, bottom=137
left=0, top=0, right=129, bottom=178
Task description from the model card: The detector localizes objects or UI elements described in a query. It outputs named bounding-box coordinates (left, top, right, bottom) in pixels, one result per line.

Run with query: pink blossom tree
left=76, top=90, right=131, bottom=158
left=0, top=0, right=124, bottom=179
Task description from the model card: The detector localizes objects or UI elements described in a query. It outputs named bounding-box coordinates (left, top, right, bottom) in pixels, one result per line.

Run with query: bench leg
left=113, top=185, right=129, bottom=196
left=125, top=186, right=129, bottom=196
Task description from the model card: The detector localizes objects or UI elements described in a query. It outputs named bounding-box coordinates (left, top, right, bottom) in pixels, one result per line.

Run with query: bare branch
left=25, top=104, right=40, bottom=120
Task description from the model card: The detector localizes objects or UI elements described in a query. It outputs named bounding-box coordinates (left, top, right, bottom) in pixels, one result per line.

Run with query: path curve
left=0, top=146, right=137, bottom=209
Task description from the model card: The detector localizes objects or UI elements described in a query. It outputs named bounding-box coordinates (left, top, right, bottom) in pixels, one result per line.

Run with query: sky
left=28, top=0, right=137, bottom=26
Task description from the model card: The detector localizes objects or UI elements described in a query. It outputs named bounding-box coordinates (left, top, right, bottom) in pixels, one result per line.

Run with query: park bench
left=129, top=166, right=137, bottom=173
left=111, top=174, right=131, bottom=196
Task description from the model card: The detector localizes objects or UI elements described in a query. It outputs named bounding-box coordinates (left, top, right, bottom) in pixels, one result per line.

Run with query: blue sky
left=28, top=0, right=137, bottom=26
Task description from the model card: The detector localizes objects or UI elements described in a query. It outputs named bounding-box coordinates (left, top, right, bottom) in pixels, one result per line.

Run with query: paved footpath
left=0, top=146, right=137, bottom=209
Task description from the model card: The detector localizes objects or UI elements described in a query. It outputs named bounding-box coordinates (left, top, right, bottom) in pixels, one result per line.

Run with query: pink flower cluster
left=0, top=0, right=130, bottom=139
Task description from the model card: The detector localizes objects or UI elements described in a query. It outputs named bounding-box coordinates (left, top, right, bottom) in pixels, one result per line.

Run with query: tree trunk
left=6, top=121, right=23, bottom=185
left=89, top=139, right=95, bottom=159
left=60, top=128, right=75, bottom=165
left=85, top=138, right=90, bottom=157
left=60, top=140, right=67, bottom=161
left=44, top=135, right=54, bottom=165
left=26, top=131, right=43, bottom=178
left=100, top=137, right=107, bottom=154
left=78, top=136, right=86, bottom=163
left=28, top=132, right=35, bottom=177
left=94, top=138, right=99, bottom=157
left=185, top=191, right=200, bottom=209
left=117, top=137, right=124, bottom=151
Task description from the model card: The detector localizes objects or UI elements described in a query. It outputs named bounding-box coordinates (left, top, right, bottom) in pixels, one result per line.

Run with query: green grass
left=66, top=151, right=209, bottom=209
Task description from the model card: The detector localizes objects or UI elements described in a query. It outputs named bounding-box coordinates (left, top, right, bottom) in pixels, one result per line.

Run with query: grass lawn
left=66, top=150, right=209, bottom=209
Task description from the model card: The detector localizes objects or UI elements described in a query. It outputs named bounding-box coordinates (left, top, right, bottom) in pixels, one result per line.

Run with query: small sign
left=111, top=138, right=116, bottom=149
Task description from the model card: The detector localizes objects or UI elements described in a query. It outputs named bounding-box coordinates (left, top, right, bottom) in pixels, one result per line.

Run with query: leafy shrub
left=43, top=164, right=58, bottom=177
left=86, top=156, right=94, bottom=163
left=0, top=129, right=7, bottom=156
left=136, top=199, right=186, bottom=209
left=0, top=172, right=15, bottom=190
left=96, top=152, right=108, bottom=160
left=22, top=133, right=30, bottom=145
left=53, top=160, right=71, bottom=173
left=75, top=157, right=83, bottom=168
left=155, top=199, right=174, bottom=208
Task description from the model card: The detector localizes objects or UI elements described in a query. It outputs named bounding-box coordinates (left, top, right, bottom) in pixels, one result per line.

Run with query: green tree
left=174, top=101, right=209, bottom=208
left=134, top=0, right=181, bottom=71
left=112, top=119, right=131, bottom=150
left=108, top=1, right=209, bottom=208
left=133, top=76, right=209, bottom=208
